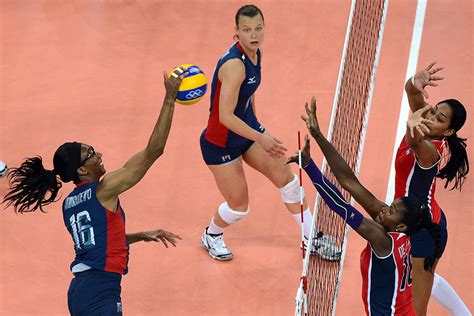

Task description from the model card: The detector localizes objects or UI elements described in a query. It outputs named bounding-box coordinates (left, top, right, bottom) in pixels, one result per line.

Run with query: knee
left=218, top=202, right=250, bottom=224
left=279, top=174, right=304, bottom=204
left=225, top=195, right=249, bottom=211
left=274, top=164, right=294, bottom=187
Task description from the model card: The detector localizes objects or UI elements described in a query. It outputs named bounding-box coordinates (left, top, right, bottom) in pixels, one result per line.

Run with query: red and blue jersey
left=361, top=232, right=415, bottom=315
left=204, top=42, right=264, bottom=148
left=62, top=182, right=129, bottom=275
left=394, top=137, right=445, bottom=224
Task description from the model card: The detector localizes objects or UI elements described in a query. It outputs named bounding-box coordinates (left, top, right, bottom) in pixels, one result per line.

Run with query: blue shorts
left=411, top=211, right=448, bottom=258
left=68, top=269, right=122, bottom=316
left=200, top=116, right=265, bottom=165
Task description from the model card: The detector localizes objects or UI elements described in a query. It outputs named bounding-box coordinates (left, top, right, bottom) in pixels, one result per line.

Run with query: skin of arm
left=288, top=139, right=392, bottom=257
left=96, top=71, right=183, bottom=210
left=405, top=62, right=444, bottom=112
left=126, top=229, right=181, bottom=247
left=405, top=77, right=428, bottom=112
left=302, top=98, right=387, bottom=220
left=217, top=59, right=286, bottom=158
left=405, top=105, right=440, bottom=168
left=218, top=59, right=262, bottom=142
left=357, top=218, right=393, bottom=257
left=126, top=232, right=145, bottom=244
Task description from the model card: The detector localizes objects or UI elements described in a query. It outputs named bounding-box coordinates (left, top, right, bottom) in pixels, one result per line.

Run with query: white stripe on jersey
left=390, top=255, right=399, bottom=315
left=427, top=177, right=436, bottom=220
left=367, top=256, right=373, bottom=316
left=404, top=162, right=415, bottom=198
left=244, top=97, right=251, bottom=112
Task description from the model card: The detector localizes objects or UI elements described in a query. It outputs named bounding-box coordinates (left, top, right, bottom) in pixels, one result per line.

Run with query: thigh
left=208, top=158, right=249, bottom=209
left=200, top=131, right=251, bottom=165
left=242, top=133, right=293, bottom=188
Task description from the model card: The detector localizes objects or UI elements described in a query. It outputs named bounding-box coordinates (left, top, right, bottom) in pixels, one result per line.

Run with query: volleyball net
left=295, top=0, right=389, bottom=315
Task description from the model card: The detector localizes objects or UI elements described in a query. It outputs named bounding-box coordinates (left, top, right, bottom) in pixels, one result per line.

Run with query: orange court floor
left=0, top=1, right=472, bottom=315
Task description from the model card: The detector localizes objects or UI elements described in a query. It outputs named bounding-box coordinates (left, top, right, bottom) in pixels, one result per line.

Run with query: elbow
left=155, top=147, right=164, bottom=159
left=339, top=178, right=351, bottom=190
left=219, top=113, right=232, bottom=128
left=338, top=175, right=357, bottom=191
left=405, top=79, right=411, bottom=92
left=145, top=146, right=164, bottom=161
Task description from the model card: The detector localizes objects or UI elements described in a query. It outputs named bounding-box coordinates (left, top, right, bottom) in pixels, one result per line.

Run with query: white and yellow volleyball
left=169, top=64, right=207, bottom=105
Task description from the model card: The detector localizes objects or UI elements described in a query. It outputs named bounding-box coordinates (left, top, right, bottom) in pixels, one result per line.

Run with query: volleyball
left=0, top=160, right=8, bottom=178
left=169, top=64, right=207, bottom=105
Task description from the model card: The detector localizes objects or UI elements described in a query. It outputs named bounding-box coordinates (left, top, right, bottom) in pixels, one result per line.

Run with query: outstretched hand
left=163, top=66, right=188, bottom=99
left=412, top=62, right=444, bottom=99
left=287, top=134, right=312, bottom=168
left=301, top=96, right=322, bottom=138
left=407, top=105, right=434, bottom=138
left=142, top=229, right=182, bottom=248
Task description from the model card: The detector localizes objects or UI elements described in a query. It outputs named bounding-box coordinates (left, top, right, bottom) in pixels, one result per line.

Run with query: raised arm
left=287, top=137, right=392, bottom=257
left=405, top=62, right=444, bottom=112
left=218, top=59, right=286, bottom=158
left=301, top=97, right=386, bottom=220
left=405, top=105, right=440, bottom=167
left=96, top=68, right=185, bottom=209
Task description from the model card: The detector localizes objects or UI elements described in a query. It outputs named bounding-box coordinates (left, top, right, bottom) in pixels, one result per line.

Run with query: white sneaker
left=201, top=228, right=233, bottom=261
left=0, top=161, right=8, bottom=178
left=303, top=232, right=342, bottom=261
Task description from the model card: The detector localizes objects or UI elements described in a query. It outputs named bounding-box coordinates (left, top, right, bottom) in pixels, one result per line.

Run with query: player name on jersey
left=64, top=188, right=92, bottom=210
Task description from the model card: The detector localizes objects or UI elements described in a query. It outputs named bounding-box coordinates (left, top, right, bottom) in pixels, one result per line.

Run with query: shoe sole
left=201, top=237, right=233, bottom=261
left=302, top=242, right=342, bottom=261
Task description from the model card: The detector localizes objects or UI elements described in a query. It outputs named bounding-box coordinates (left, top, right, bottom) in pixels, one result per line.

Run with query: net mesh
left=301, top=0, right=388, bottom=315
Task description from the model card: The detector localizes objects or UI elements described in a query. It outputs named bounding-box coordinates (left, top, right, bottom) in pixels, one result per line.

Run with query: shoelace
left=210, top=235, right=228, bottom=251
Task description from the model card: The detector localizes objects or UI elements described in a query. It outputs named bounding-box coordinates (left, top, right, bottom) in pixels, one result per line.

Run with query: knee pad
left=218, top=202, right=250, bottom=225
left=280, top=174, right=305, bottom=204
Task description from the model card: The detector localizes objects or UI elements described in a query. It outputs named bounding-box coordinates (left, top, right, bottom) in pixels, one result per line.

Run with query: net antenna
left=294, top=0, right=389, bottom=315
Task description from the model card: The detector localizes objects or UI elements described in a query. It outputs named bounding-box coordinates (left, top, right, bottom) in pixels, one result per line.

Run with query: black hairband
left=53, top=142, right=82, bottom=183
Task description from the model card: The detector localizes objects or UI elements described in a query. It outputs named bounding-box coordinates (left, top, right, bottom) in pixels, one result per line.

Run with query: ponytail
left=436, top=99, right=469, bottom=190
left=438, top=134, right=469, bottom=190
left=3, top=157, right=62, bottom=213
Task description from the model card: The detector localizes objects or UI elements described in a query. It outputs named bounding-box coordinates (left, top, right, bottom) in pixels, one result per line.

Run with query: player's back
left=62, top=181, right=129, bottom=275
left=394, top=137, right=444, bottom=223
left=360, top=232, right=416, bottom=315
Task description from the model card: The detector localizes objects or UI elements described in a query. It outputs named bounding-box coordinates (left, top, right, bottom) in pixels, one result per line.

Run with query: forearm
left=303, top=160, right=363, bottom=230
left=405, top=78, right=426, bottom=112
left=145, top=93, right=176, bottom=158
left=405, top=125, right=421, bottom=148
left=126, top=232, right=144, bottom=244
left=312, top=132, right=358, bottom=188
left=220, top=114, right=262, bottom=142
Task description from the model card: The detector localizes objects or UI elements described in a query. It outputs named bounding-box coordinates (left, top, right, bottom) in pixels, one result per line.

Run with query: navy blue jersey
left=361, top=232, right=416, bottom=315
left=204, top=42, right=263, bottom=148
left=62, top=182, right=129, bottom=275
left=395, top=137, right=445, bottom=223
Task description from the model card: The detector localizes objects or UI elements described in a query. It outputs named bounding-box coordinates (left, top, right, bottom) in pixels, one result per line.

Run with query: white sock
left=207, top=217, right=225, bottom=235
left=292, top=207, right=313, bottom=239
left=431, top=273, right=471, bottom=315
